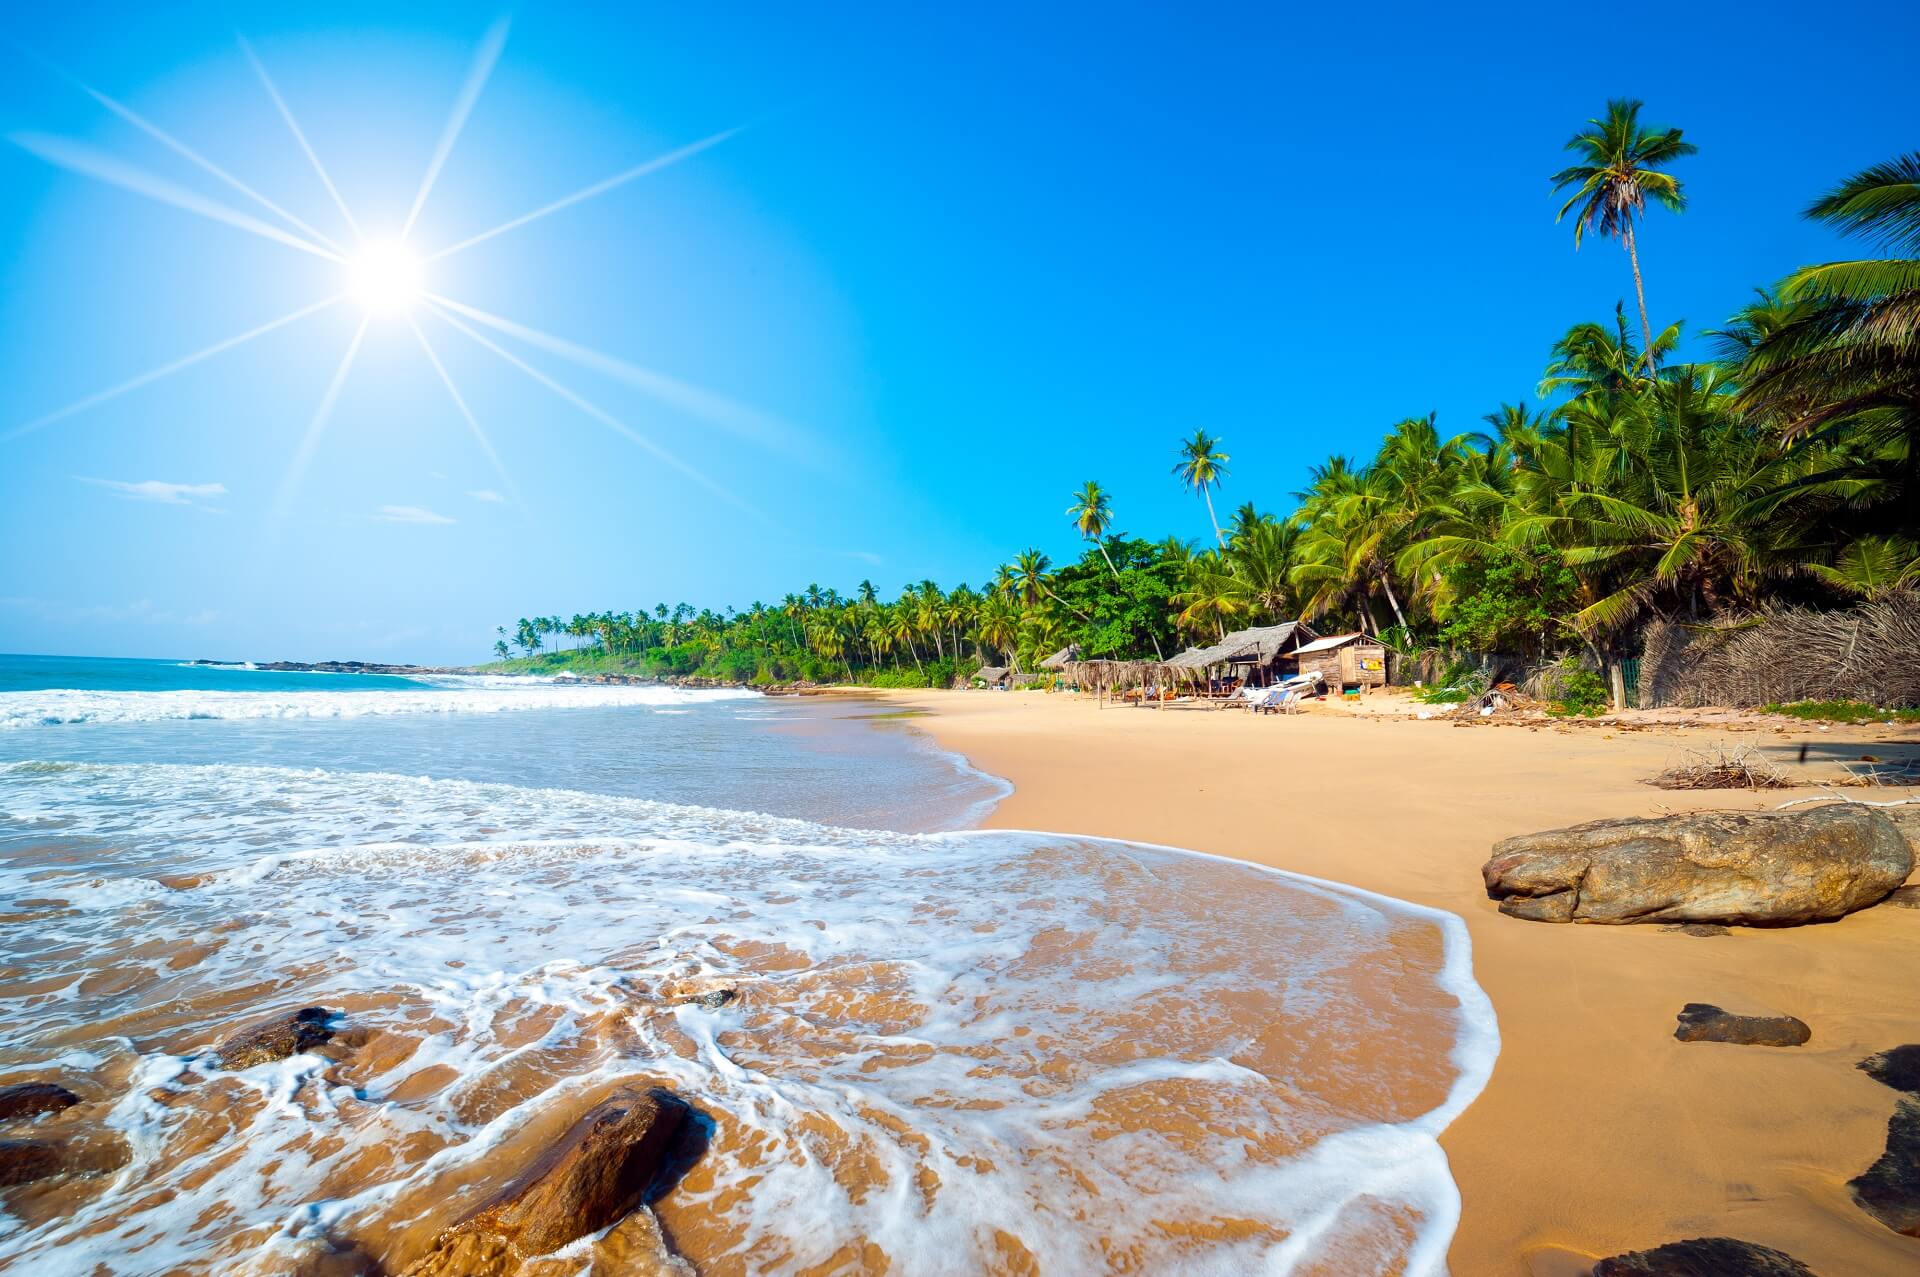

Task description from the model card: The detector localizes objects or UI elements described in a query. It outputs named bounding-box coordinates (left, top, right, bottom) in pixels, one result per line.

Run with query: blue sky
left=2, top=1, right=1914, bottom=662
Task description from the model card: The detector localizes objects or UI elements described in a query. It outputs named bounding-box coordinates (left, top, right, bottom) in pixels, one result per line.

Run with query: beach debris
left=1849, top=1097, right=1920, bottom=1237
left=1659, top=923, right=1730, bottom=938
left=212, top=1006, right=336, bottom=1069
left=0, top=1083, right=80, bottom=1121
left=1589, top=1235, right=1818, bottom=1275
left=1481, top=806, right=1912, bottom=925
left=399, top=1088, right=692, bottom=1277
left=1647, top=744, right=1790, bottom=790
left=1860, top=1046, right=1920, bottom=1095
left=1673, top=1003, right=1810, bottom=1047
left=667, top=983, right=737, bottom=1010
left=1888, top=886, right=1920, bottom=909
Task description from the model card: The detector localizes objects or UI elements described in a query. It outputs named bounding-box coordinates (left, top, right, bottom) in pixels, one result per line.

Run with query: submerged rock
left=1860, top=1045, right=1920, bottom=1095
left=1850, top=1097, right=1920, bottom=1237
left=0, top=1141, right=64, bottom=1187
left=213, top=1006, right=335, bottom=1069
left=0, top=1083, right=81, bottom=1121
left=1589, top=1236, right=1817, bottom=1274
left=1482, top=806, right=1911, bottom=924
left=400, top=1088, right=690, bottom=1276
left=1673, top=1003, right=1811, bottom=1047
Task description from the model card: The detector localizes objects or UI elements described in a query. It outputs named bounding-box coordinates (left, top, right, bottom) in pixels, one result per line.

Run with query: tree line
left=492, top=103, right=1918, bottom=704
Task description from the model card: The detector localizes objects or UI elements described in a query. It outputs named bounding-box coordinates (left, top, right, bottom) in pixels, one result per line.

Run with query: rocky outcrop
left=213, top=1007, right=335, bottom=1069
left=1850, top=1098, right=1920, bottom=1237
left=1851, top=1047, right=1920, bottom=1237
left=0, top=1140, right=64, bottom=1187
left=400, top=1089, right=690, bottom=1276
left=1674, top=1004, right=1810, bottom=1047
left=0, top=1083, right=80, bottom=1120
left=1860, top=1045, right=1920, bottom=1095
left=1482, top=806, right=1911, bottom=924
left=1590, top=1236, right=1817, bottom=1274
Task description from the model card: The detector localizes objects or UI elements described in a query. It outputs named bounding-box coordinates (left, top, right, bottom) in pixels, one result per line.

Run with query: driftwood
left=1639, top=592, right=1920, bottom=710
left=1648, top=745, right=1791, bottom=791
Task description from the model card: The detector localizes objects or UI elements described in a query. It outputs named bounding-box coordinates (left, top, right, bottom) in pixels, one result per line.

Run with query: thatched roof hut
left=1039, top=644, right=1082, bottom=671
left=973, top=665, right=1012, bottom=688
left=1166, top=621, right=1318, bottom=682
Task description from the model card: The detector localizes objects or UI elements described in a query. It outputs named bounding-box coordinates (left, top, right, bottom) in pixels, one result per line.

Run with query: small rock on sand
left=1589, top=1236, right=1818, bottom=1274
left=1673, top=1004, right=1810, bottom=1047
left=0, top=1083, right=81, bottom=1121
left=1849, top=1096, right=1920, bottom=1237
left=213, top=1007, right=335, bottom=1069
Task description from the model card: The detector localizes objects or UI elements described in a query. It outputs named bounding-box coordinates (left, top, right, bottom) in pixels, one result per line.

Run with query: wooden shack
left=1165, top=621, right=1318, bottom=690
left=1291, top=632, right=1388, bottom=692
left=972, top=665, right=1012, bottom=689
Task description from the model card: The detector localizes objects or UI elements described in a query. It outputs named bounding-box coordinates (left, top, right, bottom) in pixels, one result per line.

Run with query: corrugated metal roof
left=1292, top=631, right=1368, bottom=655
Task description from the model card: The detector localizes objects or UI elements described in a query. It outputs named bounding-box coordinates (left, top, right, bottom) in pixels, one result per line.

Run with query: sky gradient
left=3, top=1, right=1915, bottom=662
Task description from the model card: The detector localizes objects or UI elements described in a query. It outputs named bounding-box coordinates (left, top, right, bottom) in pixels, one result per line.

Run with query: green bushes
left=1762, top=700, right=1920, bottom=724
left=1549, top=667, right=1611, bottom=717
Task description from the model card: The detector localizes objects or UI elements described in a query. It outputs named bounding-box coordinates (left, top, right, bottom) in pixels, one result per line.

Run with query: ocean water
left=0, top=654, right=1495, bottom=1275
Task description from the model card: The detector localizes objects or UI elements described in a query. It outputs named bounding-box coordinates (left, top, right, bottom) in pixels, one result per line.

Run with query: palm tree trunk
left=1377, top=570, right=1409, bottom=633
left=1202, top=488, right=1224, bottom=547
left=1624, top=222, right=1655, bottom=371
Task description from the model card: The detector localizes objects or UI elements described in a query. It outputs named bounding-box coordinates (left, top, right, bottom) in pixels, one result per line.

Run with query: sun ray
left=406, top=313, right=524, bottom=508
left=425, top=301, right=760, bottom=517
left=426, top=293, right=801, bottom=451
left=11, top=132, right=341, bottom=262
left=274, top=317, right=370, bottom=522
left=238, top=35, right=362, bottom=242
left=425, top=124, right=745, bottom=263
left=400, top=17, right=510, bottom=239
left=55, top=68, right=347, bottom=256
left=4, top=296, right=343, bottom=442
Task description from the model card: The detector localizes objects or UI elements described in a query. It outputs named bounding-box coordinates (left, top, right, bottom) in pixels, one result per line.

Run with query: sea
left=0, top=653, right=1496, bottom=1275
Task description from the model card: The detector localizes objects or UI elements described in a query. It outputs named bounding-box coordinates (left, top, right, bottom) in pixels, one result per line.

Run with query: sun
left=345, top=240, right=425, bottom=313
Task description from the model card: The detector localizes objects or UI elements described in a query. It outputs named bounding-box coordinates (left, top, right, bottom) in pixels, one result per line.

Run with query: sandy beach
left=886, top=688, right=1920, bottom=1275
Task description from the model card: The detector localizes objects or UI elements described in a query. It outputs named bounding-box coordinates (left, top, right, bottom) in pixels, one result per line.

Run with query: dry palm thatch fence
left=1637, top=592, right=1920, bottom=710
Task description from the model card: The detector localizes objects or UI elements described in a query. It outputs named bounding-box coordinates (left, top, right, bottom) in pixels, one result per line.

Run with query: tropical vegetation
left=487, top=118, right=1918, bottom=708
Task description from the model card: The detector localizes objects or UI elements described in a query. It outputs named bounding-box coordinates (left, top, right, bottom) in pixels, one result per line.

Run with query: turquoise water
left=0, top=653, right=443, bottom=694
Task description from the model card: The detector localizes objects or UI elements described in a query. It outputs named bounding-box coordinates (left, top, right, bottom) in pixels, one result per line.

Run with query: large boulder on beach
left=1850, top=1098, right=1920, bottom=1237
left=1481, top=805, right=1911, bottom=925
left=400, top=1088, right=691, bottom=1277
left=1590, top=1236, right=1817, bottom=1275
left=213, top=1007, right=335, bottom=1069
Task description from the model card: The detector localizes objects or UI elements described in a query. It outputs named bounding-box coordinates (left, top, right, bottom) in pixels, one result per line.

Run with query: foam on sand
left=0, top=761, right=1496, bottom=1274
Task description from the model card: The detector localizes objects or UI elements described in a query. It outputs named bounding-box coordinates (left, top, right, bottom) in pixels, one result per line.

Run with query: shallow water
left=0, top=658, right=1494, bottom=1274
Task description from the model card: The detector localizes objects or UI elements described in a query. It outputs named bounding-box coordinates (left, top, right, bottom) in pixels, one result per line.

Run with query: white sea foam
left=0, top=761, right=1496, bottom=1274
left=0, top=682, right=755, bottom=729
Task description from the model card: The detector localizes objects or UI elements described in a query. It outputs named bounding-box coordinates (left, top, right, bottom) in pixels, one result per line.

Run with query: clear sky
left=2, top=1, right=1914, bottom=662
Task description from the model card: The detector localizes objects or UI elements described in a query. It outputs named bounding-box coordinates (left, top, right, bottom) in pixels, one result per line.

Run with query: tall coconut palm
left=1552, top=99, right=1696, bottom=367
left=1173, top=430, right=1231, bottom=546
left=1066, top=481, right=1122, bottom=577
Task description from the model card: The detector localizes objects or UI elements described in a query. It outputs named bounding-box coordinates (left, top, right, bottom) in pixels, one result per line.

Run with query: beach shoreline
left=881, top=687, right=1920, bottom=1275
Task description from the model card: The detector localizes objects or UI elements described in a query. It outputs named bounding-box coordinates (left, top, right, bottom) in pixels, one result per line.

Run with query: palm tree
left=1552, top=99, right=1696, bottom=366
left=1173, top=430, right=1231, bottom=547
left=1066, top=481, right=1122, bottom=577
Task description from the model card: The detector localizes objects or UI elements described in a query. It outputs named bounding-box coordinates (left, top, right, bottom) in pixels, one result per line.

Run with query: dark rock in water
left=668, top=984, right=737, bottom=1010
left=1590, top=1236, right=1817, bottom=1275
left=1860, top=1045, right=1920, bottom=1095
left=214, top=1006, right=335, bottom=1069
left=1661, top=923, right=1730, bottom=938
left=1673, top=1003, right=1810, bottom=1047
left=1850, top=1096, right=1920, bottom=1236
left=1482, top=806, right=1910, bottom=924
left=0, top=1140, right=65, bottom=1187
left=0, top=1083, right=81, bottom=1120
left=400, top=1089, right=690, bottom=1276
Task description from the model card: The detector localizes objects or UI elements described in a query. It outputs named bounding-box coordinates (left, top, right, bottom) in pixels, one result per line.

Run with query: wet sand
left=884, top=689, right=1920, bottom=1275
